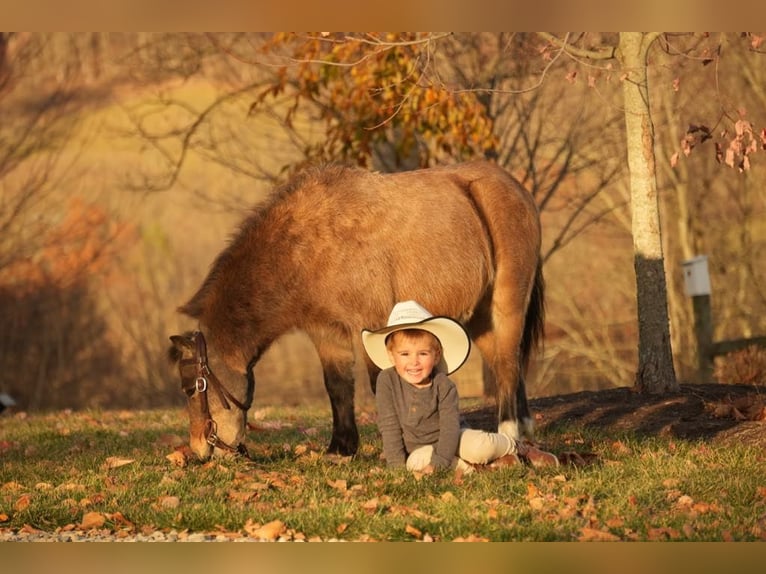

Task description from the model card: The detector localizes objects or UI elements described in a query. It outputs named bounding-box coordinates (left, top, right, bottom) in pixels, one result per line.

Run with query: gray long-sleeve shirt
left=374, top=368, right=461, bottom=469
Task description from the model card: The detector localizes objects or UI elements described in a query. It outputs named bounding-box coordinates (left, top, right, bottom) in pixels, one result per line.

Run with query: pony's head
left=168, top=331, right=252, bottom=461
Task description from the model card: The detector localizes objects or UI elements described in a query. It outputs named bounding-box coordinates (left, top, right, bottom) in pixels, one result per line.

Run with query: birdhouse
left=682, top=255, right=711, bottom=296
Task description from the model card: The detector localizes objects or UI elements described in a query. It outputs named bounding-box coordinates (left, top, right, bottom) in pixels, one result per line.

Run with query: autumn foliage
left=255, top=33, right=498, bottom=168
left=0, top=197, right=133, bottom=293
left=0, top=198, right=135, bottom=410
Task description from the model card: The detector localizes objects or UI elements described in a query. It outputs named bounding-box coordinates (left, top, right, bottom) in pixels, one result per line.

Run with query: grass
left=1, top=403, right=766, bottom=542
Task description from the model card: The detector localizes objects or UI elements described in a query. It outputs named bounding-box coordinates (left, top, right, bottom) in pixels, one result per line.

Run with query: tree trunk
left=618, top=32, right=679, bottom=394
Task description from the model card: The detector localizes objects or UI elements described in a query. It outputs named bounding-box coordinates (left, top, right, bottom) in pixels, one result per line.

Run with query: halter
left=177, top=331, right=253, bottom=458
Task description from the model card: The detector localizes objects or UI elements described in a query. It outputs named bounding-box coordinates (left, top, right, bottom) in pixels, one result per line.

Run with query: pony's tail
left=520, top=260, right=545, bottom=373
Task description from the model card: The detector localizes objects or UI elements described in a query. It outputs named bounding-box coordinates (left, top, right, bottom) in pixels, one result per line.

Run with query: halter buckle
left=195, top=376, right=208, bottom=393
left=205, top=419, right=219, bottom=446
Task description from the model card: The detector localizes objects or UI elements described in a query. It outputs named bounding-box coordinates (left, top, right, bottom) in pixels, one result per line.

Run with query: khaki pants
left=405, top=429, right=513, bottom=474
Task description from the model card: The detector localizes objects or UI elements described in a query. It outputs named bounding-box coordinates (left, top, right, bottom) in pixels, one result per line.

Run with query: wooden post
left=682, top=256, right=714, bottom=383
left=690, top=294, right=714, bottom=382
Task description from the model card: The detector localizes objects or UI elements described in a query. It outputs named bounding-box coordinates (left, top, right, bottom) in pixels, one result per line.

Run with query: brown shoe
left=517, top=442, right=560, bottom=468
left=487, top=453, right=521, bottom=469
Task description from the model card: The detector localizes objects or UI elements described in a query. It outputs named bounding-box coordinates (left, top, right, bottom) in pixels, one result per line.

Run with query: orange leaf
left=578, top=527, right=620, bottom=542
left=405, top=524, right=422, bottom=539
left=245, top=519, right=285, bottom=540
left=80, top=511, right=106, bottom=530
left=165, top=450, right=188, bottom=468
left=326, top=479, right=347, bottom=493
left=361, top=497, right=379, bottom=513
left=13, top=494, right=31, bottom=512
left=526, top=482, right=541, bottom=499
left=108, top=512, right=135, bottom=529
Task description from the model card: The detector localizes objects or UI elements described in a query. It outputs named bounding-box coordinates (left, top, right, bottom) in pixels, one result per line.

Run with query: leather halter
left=177, top=331, right=253, bottom=458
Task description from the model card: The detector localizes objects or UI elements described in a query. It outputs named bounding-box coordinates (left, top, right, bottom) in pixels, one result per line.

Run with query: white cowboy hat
left=361, top=300, right=471, bottom=375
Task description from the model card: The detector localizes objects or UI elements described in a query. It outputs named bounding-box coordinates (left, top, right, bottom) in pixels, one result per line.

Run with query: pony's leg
left=311, top=332, right=359, bottom=456
left=322, top=364, right=359, bottom=456
left=515, top=371, right=535, bottom=440
left=470, top=310, right=530, bottom=442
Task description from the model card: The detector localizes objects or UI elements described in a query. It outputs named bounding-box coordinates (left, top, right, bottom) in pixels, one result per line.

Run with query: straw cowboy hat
left=361, top=300, right=471, bottom=375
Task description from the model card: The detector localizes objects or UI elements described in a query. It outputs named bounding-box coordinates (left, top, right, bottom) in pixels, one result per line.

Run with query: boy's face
left=386, top=330, right=441, bottom=386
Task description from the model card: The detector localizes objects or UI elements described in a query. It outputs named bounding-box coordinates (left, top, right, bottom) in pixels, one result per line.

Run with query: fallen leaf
left=453, top=534, right=490, bottom=542
left=108, top=511, right=135, bottom=529
left=526, top=483, right=541, bottom=499
left=165, top=450, right=188, bottom=468
left=610, top=441, right=631, bottom=455
left=405, top=524, right=422, bottom=539
left=578, top=527, right=620, bottom=542
left=0, top=513, right=9, bottom=522
left=14, top=494, right=31, bottom=512
left=80, top=511, right=106, bottom=530
left=244, top=519, right=285, bottom=540
left=647, top=526, right=681, bottom=541
left=361, top=497, right=379, bottom=513
left=2, top=481, right=25, bottom=492
left=104, top=456, right=135, bottom=469
left=327, top=479, right=347, bottom=493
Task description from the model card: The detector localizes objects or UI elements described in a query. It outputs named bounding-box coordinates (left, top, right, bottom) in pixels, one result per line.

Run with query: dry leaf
left=578, top=527, right=620, bottom=542
left=80, top=511, right=106, bottom=530
left=245, top=519, right=285, bottom=540
left=2, top=481, right=24, bottom=492
left=326, top=479, right=347, bottom=493
left=108, top=511, right=134, bottom=529
left=405, top=524, right=422, bottom=539
left=647, top=526, right=680, bottom=541
left=453, top=534, right=490, bottom=542
left=104, top=456, right=135, bottom=469
left=165, top=450, right=188, bottom=468
left=0, top=513, right=9, bottom=522
left=13, top=494, right=31, bottom=512
left=526, top=483, right=541, bottom=499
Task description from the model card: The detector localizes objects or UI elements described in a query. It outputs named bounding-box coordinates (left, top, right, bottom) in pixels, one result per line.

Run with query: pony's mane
left=178, top=163, right=356, bottom=320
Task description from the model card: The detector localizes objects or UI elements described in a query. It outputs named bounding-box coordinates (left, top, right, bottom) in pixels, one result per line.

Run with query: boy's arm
left=375, top=372, right=407, bottom=467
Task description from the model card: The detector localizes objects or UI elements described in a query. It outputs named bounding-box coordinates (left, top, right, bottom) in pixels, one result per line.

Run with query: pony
left=169, top=160, right=544, bottom=460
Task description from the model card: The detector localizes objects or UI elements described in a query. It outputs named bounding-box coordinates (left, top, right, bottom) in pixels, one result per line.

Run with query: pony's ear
left=168, top=334, right=195, bottom=364
left=169, top=334, right=194, bottom=349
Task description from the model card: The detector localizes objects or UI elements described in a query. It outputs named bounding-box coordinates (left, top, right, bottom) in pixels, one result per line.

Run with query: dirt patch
left=462, top=383, right=766, bottom=449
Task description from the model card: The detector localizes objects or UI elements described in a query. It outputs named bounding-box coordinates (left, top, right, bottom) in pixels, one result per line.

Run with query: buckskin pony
left=169, top=160, right=544, bottom=461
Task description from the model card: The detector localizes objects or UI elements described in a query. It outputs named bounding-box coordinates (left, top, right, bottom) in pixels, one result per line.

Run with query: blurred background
left=1, top=32, right=764, bottom=413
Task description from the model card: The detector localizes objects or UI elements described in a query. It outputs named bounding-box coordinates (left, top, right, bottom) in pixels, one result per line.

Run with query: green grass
left=1, top=405, right=765, bottom=541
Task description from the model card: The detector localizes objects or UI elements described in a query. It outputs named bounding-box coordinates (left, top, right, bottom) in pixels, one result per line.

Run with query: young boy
left=362, top=300, right=557, bottom=474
